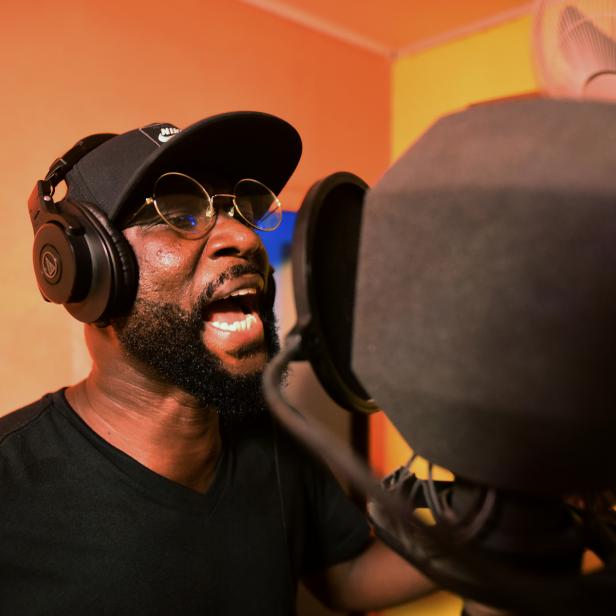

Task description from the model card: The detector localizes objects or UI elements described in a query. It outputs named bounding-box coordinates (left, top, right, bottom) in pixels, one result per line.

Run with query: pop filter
left=291, top=172, right=377, bottom=414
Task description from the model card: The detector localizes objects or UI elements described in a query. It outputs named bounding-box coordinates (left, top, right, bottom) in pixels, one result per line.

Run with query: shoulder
left=0, top=391, right=58, bottom=446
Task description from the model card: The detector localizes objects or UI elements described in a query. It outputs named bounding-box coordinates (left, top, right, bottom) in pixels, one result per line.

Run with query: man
left=1, top=112, right=432, bottom=614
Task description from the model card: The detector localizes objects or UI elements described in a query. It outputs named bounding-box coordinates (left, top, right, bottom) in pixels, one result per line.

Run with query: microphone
left=264, top=97, right=616, bottom=615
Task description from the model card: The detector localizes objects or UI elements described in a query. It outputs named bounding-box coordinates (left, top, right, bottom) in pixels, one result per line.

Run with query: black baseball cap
left=65, top=111, right=302, bottom=222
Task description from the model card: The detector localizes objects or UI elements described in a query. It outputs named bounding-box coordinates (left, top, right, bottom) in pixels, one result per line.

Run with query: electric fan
left=533, top=0, right=616, bottom=98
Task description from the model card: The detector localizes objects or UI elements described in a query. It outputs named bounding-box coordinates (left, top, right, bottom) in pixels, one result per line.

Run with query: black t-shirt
left=0, top=390, right=370, bottom=615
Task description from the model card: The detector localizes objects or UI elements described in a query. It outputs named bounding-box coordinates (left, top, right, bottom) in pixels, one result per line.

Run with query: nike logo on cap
left=139, top=123, right=182, bottom=147
left=158, top=126, right=180, bottom=142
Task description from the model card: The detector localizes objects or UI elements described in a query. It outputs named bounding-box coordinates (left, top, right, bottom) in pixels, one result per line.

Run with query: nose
left=204, top=211, right=267, bottom=266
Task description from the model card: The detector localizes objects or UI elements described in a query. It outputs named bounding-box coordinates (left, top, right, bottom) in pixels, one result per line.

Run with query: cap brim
left=114, top=111, right=302, bottom=221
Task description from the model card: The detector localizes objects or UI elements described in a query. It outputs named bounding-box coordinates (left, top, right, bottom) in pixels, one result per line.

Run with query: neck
left=66, top=361, right=222, bottom=495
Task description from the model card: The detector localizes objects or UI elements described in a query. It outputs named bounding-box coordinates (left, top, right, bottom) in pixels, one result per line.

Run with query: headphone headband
left=29, top=133, right=137, bottom=324
left=44, top=133, right=116, bottom=187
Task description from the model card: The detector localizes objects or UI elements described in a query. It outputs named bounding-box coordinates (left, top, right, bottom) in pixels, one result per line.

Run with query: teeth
left=220, top=288, right=257, bottom=300
left=210, top=314, right=257, bottom=332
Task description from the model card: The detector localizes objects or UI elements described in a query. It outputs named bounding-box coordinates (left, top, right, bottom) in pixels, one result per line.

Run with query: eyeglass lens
left=154, top=173, right=214, bottom=235
left=233, top=179, right=281, bottom=231
left=153, top=173, right=281, bottom=235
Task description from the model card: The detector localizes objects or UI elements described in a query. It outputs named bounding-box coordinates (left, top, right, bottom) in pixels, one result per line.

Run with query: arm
left=304, top=538, right=436, bottom=612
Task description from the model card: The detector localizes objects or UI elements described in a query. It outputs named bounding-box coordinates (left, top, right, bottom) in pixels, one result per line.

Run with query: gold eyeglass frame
left=125, top=171, right=283, bottom=237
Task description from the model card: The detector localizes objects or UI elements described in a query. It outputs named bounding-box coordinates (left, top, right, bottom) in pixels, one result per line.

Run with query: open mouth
left=202, top=288, right=261, bottom=333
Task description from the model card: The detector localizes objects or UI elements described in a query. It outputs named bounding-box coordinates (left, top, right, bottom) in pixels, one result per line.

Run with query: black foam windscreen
left=292, top=172, right=376, bottom=414
left=353, top=98, right=616, bottom=494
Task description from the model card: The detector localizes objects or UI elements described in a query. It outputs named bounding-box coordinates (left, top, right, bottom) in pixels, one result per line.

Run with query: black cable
left=263, top=333, right=413, bottom=523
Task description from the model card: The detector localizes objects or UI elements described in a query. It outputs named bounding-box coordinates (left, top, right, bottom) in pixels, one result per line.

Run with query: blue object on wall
left=257, top=211, right=297, bottom=269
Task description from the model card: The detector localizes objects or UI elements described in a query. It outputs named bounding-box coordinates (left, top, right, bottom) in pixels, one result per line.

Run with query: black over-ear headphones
left=28, top=134, right=139, bottom=324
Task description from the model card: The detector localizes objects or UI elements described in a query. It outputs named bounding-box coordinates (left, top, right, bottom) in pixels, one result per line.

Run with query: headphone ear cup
left=70, top=200, right=138, bottom=323
left=32, top=217, right=90, bottom=307
left=32, top=199, right=138, bottom=324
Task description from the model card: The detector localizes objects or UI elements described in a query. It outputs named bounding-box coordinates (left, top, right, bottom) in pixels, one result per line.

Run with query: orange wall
left=2, top=4, right=543, bottom=614
left=0, top=0, right=389, bottom=413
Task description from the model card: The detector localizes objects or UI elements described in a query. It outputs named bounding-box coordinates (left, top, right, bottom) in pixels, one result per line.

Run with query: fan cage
left=533, top=0, right=616, bottom=97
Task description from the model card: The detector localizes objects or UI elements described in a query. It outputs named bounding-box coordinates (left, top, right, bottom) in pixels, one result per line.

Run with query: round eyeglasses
left=125, top=172, right=283, bottom=237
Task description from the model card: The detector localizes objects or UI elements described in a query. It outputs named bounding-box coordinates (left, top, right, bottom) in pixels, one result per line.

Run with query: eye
left=167, top=212, right=199, bottom=230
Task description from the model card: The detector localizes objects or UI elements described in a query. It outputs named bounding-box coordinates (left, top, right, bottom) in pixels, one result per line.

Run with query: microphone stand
left=264, top=333, right=616, bottom=615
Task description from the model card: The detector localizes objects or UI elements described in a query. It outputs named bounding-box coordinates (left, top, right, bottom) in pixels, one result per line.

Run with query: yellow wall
left=373, top=15, right=538, bottom=616
left=392, top=16, right=537, bottom=159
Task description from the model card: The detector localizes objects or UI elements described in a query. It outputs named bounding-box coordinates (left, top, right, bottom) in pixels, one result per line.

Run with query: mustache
left=202, top=263, right=264, bottom=303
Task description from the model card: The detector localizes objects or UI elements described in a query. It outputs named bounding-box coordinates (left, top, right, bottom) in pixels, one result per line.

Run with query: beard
left=112, top=280, right=280, bottom=425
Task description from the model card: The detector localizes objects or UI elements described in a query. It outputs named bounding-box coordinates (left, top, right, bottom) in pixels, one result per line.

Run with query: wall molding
left=239, top=0, right=534, bottom=59
left=394, top=3, right=534, bottom=58
left=239, top=0, right=394, bottom=57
